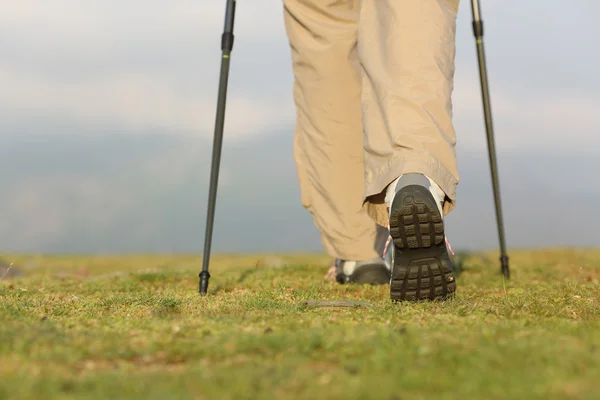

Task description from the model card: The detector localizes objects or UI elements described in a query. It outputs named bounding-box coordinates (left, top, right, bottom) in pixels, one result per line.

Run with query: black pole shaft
left=200, top=0, right=237, bottom=295
left=470, top=0, right=510, bottom=279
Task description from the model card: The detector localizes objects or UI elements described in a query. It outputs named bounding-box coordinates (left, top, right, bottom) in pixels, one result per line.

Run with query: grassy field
left=1, top=249, right=599, bottom=400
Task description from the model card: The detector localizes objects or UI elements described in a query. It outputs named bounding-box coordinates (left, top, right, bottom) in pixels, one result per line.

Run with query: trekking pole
left=470, top=0, right=510, bottom=279
left=199, top=0, right=237, bottom=295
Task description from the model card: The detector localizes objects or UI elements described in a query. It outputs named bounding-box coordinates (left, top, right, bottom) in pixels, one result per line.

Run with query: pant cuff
left=362, top=155, right=459, bottom=227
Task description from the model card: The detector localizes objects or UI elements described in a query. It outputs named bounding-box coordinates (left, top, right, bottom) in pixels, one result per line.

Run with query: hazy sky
left=1, top=1, right=599, bottom=255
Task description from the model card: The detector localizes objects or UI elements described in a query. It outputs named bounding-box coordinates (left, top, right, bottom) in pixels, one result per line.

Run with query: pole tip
left=199, top=271, right=211, bottom=295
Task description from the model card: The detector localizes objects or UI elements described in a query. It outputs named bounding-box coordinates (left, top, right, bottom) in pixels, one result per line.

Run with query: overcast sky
left=1, top=1, right=599, bottom=255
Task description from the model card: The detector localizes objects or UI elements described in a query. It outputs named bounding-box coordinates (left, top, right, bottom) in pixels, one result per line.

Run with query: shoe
left=323, top=224, right=392, bottom=285
left=329, top=257, right=390, bottom=285
left=386, top=173, right=456, bottom=301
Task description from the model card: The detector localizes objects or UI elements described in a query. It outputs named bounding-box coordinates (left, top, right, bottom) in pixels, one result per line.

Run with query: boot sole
left=389, top=185, right=456, bottom=301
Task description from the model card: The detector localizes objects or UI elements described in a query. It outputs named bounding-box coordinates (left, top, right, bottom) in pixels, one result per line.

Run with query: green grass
left=1, top=249, right=599, bottom=400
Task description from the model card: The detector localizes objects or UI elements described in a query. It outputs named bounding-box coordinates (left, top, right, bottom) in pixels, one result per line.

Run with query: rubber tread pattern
left=389, top=185, right=456, bottom=301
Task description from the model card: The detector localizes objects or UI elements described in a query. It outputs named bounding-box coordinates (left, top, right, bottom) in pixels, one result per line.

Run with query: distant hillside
left=0, top=130, right=598, bottom=254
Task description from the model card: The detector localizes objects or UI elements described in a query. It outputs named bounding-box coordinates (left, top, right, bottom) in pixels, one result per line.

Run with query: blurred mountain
left=0, top=128, right=598, bottom=254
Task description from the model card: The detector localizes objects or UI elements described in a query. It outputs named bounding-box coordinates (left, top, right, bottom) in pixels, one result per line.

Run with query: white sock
left=384, top=177, right=401, bottom=211
left=342, top=260, right=357, bottom=276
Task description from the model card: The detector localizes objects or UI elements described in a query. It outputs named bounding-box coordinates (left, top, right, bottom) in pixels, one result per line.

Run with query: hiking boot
left=330, top=257, right=390, bottom=285
left=322, top=224, right=392, bottom=285
left=385, top=173, right=456, bottom=301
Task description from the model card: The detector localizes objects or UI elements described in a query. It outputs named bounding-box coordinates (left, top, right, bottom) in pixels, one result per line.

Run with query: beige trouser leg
left=359, top=0, right=461, bottom=227
left=283, top=0, right=460, bottom=259
left=283, top=0, right=384, bottom=261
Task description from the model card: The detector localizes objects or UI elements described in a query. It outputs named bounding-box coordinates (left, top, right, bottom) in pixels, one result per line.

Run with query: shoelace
left=323, top=263, right=337, bottom=283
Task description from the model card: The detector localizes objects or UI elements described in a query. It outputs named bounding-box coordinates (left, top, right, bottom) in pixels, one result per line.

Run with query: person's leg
left=283, top=0, right=389, bottom=282
left=358, top=0, right=461, bottom=299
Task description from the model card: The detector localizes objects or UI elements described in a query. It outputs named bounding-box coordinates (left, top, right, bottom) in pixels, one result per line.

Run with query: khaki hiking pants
left=283, top=0, right=461, bottom=261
